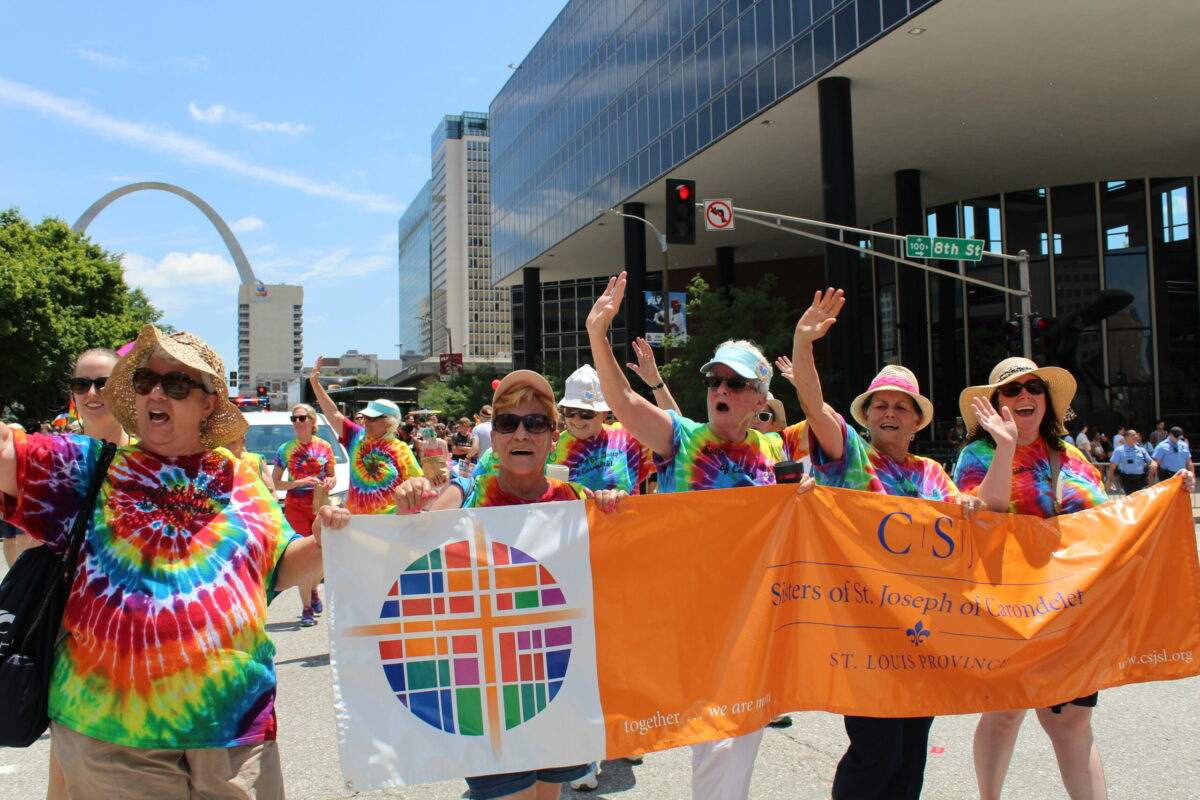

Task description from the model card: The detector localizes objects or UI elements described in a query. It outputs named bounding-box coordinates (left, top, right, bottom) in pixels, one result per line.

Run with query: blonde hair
left=494, top=384, right=558, bottom=426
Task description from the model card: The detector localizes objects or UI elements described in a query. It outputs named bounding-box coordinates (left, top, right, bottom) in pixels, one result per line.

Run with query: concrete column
left=818, top=76, right=860, bottom=404
left=716, top=246, right=735, bottom=293
left=521, top=267, right=541, bottom=371
left=623, top=202, right=648, bottom=366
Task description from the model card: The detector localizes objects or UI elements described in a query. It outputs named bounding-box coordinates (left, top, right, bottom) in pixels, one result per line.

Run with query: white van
left=242, top=412, right=350, bottom=505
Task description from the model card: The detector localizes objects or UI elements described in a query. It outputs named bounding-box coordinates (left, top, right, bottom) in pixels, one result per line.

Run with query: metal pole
left=1018, top=250, right=1033, bottom=358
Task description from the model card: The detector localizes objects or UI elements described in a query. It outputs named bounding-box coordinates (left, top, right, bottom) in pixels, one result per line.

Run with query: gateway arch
left=72, top=181, right=259, bottom=285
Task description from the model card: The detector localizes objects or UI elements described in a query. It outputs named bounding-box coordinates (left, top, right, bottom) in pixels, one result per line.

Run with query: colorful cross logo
left=345, top=522, right=584, bottom=750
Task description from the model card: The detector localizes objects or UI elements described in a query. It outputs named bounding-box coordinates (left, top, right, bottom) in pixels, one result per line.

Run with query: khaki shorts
left=51, top=721, right=284, bottom=800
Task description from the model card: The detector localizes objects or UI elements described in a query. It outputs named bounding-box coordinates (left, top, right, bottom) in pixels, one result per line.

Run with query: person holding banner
left=386, top=368, right=624, bottom=800
left=955, top=356, right=1190, bottom=800
left=790, top=288, right=986, bottom=800
left=585, top=271, right=812, bottom=800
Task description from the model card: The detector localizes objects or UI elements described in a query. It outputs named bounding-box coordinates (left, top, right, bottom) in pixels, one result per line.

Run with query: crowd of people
left=1, top=278, right=1196, bottom=799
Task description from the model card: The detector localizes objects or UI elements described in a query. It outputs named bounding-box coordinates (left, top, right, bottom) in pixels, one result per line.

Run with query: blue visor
left=699, top=345, right=772, bottom=382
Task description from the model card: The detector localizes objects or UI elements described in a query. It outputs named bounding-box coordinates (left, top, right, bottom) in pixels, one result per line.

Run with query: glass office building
left=397, top=180, right=432, bottom=356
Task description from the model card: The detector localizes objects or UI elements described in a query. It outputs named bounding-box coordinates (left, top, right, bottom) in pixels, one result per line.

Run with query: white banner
left=324, top=504, right=604, bottom=789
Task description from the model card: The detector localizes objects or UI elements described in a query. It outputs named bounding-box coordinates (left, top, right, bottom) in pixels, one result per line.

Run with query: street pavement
left=3, top=554, right=1200, bottom=799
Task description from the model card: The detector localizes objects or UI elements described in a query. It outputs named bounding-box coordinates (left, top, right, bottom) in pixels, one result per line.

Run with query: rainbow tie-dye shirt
left=810, top=414, right=959, bottom=501
left=462, top=474, right=588, bottom=508
left=550, top=425, right=654, bottom=493
left=1, top=431, right=298, bottom=749
left=339, top=419, right=423, bottom=514
left=654, top=411, right=780, bottom=493
left=953, top=438, right=1106, bottom=517
left=273, top=437, right=335, bottom=500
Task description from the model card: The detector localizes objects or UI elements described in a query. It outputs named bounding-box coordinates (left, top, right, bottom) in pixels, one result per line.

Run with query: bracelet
left=648, top=380, right=665, bottom=391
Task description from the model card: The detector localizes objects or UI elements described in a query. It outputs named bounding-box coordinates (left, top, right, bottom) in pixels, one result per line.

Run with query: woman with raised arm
left=791, top=288, right=987, bottom=800
left=583, top=271, right=812, bottom=800
left=308, top=356, right=420, bottom=514
left=956, top=358, right=1192, bottom=800
left=0, top=326, right=320, bottom=800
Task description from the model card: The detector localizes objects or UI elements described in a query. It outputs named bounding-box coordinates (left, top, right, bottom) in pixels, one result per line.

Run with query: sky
left=0, top=1, right=566, bottom=381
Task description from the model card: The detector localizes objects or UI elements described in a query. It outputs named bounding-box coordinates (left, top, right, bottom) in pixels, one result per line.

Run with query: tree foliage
left=418, top=365, right=508, bottom=422
left=0, top=208, right=163, bottom=420
left=660, top=274, right=802, bottom=421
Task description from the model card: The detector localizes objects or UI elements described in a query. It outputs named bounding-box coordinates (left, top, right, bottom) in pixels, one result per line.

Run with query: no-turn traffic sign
left=703, top=199, right=735, bottom=231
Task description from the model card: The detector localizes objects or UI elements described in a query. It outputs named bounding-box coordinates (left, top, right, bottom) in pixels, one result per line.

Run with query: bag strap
left=16, top=441, right=117, bottom=654
left=1048, top=444, right=1063, bottom=513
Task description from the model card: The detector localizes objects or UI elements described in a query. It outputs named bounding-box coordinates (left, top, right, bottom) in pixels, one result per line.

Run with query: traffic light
left=665, top=178, right=696, bottom=244
left=257, top=385, right=267, bottom=397
left=1031, top=316, right=1055, bottom=352
left=1003, top=320, right=1023, bottom=355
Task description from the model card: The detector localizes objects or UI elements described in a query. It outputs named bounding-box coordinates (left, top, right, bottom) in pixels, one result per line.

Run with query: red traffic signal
left=665, top=178, right=696, bottom=245
left=676, top=184, right=691, bottom=201
left=257, top=385, right=267, bottom=396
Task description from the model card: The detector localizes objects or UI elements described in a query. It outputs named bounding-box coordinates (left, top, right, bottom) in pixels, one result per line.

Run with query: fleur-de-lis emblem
left=906, top=620, right=931, bottom=646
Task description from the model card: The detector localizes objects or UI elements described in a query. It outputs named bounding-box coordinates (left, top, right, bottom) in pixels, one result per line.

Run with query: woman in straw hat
left=956, top=357, right=1192, bottom=800
left=0, top=325, right=323, bottom=800
left=790, top=288, right=989, bottom=800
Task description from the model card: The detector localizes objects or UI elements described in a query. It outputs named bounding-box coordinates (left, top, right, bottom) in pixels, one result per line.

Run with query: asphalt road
left=3, top=558, right=1200, bottom=799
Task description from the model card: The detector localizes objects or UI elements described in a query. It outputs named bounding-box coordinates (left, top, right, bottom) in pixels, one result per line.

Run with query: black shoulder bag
left=0, top=440, right=116, bottom=747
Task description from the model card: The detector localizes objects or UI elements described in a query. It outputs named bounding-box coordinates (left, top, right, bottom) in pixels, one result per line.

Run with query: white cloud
left=188, top=101, right=312, bottom=135
left=76, top=48, right=128, bottom=68
left=0, top=78, right=401, bottom=213
left=230, top=216, right=264, bottom=234
left=123, top=251, right=239, bottom=292
left=291, top=248, right=393, bottom=283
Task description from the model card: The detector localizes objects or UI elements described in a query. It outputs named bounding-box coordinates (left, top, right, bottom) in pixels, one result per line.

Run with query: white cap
left=558, top=365, right=610, bottom=412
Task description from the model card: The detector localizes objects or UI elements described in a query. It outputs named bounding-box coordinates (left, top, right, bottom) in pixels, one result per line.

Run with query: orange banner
left=589, top=476, right=1200, bottom=757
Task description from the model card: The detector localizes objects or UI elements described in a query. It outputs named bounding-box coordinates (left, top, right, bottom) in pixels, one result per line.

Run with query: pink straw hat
left=850, top=365, right=935, bottom=432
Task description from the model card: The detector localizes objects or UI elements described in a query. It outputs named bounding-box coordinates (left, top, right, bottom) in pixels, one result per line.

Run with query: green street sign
left=905, top=235, right=985, bottom=261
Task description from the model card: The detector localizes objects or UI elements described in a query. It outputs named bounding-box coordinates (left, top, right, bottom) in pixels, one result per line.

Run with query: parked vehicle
left=242, top=412, right=349, bottom=504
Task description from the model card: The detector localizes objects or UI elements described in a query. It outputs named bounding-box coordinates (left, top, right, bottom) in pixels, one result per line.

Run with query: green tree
left=660, top=274, right=802, bottom=420
left=418, top=364, right=508, bottom=422
left=0, top=208, right=163, bottom=419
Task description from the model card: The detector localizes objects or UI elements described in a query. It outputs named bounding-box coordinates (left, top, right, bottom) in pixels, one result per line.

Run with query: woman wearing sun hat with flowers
left=955, top=356, right=1192, bottom=800
left=0, top=325, right=322, bottom=799
left=790, top=288, right=990, bottom=800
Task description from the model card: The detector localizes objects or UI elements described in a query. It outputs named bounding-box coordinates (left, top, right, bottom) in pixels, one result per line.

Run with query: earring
left=910, top=433, right=915, bottom=441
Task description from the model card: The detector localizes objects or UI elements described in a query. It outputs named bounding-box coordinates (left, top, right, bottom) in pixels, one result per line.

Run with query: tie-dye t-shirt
left=339, top=418, right=423, bottom=514
left=780, top=421, right=810, bottom=462
left=1, top=431, right=298, bottom=749
left=654, top=410, right=779, bottom=493
left=462, top=474, right=587, bottom=507
left=810, top=414, right=958, bottom=501
left=273, top=437, right=335, bottom=500
left=953, top=437, right=1106, bottom=517
left=550, top=425, right=654, bottom=493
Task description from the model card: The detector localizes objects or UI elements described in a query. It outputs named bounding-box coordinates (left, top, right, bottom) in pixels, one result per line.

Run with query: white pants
left=690, top=729, right=764, bottom=800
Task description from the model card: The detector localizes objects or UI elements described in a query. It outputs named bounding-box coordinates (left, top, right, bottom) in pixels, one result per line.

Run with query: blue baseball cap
left=360, top=399, right=401, bottom=418
left=700, top=344, right=772, bottom=383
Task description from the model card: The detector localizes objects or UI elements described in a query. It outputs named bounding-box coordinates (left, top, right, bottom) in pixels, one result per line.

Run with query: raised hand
left=309, top=356, right=324, bottom=382
left=794, top=288, right=845, bottom=343
left=775, top=355, right=794, bottom=382
left=971, top=396, right=1016, bottom=448
left=586, top=272, right=627, bottom=338
left=626, top=337, right=662, bottom=387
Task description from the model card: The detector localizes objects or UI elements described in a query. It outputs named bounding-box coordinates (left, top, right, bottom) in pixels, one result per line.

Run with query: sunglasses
left=493, top=413, right=553, bottom=435
left=131, top=368, right=209, bottom=400
left=290, top=415, right=310, bottom=423
left=756, top=410, right=774, bottom=423
left=561, top=408, right=598, bottom=420
left=996, top=378, right=1047, bottom=398
left=703, top=374, right=752, bottom=391
left=69, top=376, right=108, bottom=394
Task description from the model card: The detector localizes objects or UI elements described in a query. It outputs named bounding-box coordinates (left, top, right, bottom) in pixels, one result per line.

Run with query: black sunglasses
left=756, top=410, right=774, bottom=423
left=561, top=408, right=598, bottom=420
left=703, top=374, right=752, bottom=391
left=290, top=415, right=310, bottom=423
left=131, top=368, right=209, bottom=400
left=493, top=413, right=553, bottom=434
left=996, top=378, right=1047, bottom=398
left=69, top=376, right=108, bottom=394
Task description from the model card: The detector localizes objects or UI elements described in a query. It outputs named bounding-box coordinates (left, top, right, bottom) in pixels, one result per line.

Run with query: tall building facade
left=398, top=180, right=432, bottom=356
left=237, top=282, right=303, bottom=401
left=427, top=112, right=511, bottom=363
left=489, top=0, right=1200, bottom=435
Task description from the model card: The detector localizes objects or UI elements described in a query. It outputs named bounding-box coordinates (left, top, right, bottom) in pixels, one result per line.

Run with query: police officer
left=1106, top=428, right=1152, bottom=495
left=1150, top=426, right=1194, bottom=485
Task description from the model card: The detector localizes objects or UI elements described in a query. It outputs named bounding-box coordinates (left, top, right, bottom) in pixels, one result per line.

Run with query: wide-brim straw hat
left=958, top=357, right=1076, bottom=435
left=850, top=365, right=935, bottom=432
left=103, top=324, right=246, bottom=449
left=764, top=394, right=787, bottom=429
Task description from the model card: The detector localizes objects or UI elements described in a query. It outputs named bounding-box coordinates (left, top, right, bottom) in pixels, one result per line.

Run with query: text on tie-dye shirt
left=810, top=414, right=958, bottom=501
left=0, top=431, right=298, bottom=749
left=273, top=437, right=335, bottom=499
left=339, top=418, right=423, bottom=514
left=462, top=474, right=587, bottom=507
left=953, top=437, right=1106, bottom=517
left=654, top=410, right=779, bottom=493
left=550, top=425, right=653, bottom=493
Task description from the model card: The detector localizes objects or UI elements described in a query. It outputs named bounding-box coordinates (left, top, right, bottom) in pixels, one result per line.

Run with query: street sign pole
left=1018, top=250, right=1032, bottom=358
